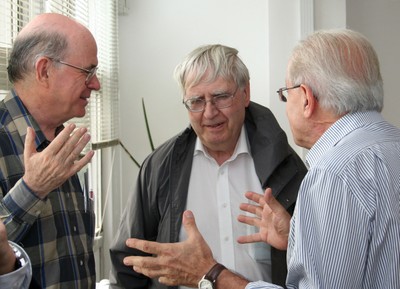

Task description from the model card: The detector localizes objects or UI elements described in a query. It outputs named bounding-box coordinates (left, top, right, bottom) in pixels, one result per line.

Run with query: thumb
left=24, top=127, right=37, bottom=161
left=182, top=210, right=201, bottom=240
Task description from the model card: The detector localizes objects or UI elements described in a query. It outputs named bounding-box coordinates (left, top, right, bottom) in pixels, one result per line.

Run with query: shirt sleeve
left=0, top=241, right=32, bottom=289
left=0, top=178, right=46, bottom=241
left=245, top=280, right=283, bottom=289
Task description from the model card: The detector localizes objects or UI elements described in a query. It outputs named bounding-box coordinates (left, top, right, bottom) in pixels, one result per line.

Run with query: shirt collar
left=306, top=110, right=384, bottom=168
left=5, top=90, right=63, bottom=151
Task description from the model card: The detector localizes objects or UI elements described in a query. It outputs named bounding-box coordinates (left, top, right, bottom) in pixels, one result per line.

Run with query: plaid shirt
left=0, top=90, right=96, bottom=289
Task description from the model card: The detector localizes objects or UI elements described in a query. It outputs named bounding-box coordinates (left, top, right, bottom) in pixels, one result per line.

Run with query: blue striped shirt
left=247, top=111, right=400, bottom=289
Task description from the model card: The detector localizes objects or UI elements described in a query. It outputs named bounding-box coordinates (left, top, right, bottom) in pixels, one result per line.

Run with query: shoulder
left=141, top=126, right=196, bottom=169
left=245, top=102, right=284, bottom=135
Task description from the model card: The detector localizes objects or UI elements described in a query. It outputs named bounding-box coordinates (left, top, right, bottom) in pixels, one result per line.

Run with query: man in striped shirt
left=122, top=29, right=400, bottom=289
left=0, top=13, right=100, bottom=289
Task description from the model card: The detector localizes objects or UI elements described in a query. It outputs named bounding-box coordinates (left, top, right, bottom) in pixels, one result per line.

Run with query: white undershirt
left=179, top=126, right=272, bottom=289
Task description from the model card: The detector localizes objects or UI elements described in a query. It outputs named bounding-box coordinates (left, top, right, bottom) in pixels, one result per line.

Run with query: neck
left=14, top=85, right=61, bottom=141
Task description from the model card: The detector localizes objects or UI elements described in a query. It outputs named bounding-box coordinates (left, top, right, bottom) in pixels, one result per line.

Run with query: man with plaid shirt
left=0, top=13, right=100, bottom=289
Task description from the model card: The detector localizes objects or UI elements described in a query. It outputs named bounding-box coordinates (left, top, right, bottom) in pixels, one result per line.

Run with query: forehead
left=186, top=76, right=235, bottom=95
left=186, top=68, right=233, bottom=90
left=67, top=32, right=98, bottom=64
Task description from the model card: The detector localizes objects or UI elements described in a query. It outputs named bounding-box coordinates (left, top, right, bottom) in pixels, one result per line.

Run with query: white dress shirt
left=179, top=126, right=272, bottom=289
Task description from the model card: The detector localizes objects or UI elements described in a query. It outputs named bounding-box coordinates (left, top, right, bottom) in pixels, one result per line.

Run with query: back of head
left=288, top=29, right=383, bottom=114
left=7, top=13, right=89, bottom=84
left=174, top=44, right=250, bottom=95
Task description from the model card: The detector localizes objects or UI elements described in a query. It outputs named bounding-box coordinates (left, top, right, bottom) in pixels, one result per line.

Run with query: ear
left=243, top=82, right=251, bottom=107
left=35, top=57, right=52, bottom=86
left=301, top=84, right=317, bottom=118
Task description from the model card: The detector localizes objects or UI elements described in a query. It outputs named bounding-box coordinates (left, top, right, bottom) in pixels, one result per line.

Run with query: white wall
left=346, top=0, right=400, bottom=128
left=98, top=0, right=400, bottom=280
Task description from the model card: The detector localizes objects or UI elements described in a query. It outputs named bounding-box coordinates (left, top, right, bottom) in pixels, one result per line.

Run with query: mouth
left=79, top=96, right=90, bottom=105
left=204, top=122, right=224, bottom=129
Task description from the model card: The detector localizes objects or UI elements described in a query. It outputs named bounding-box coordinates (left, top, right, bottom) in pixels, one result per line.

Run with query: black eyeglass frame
left=49, top=58, right=98, bottom=84
left=182, top=86, right=240, bottom=112
left=276, top=84, right=301, bottom=102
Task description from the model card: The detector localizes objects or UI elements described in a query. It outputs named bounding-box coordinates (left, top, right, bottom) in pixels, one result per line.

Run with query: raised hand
left=237, top=188, right=291, bottom=250
left=23, top=123, right=94, bottom=199
left=123, top=210, right=216, bottom=287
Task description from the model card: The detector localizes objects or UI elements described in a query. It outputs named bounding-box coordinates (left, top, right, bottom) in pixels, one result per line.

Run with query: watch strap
left=205, top=263, right=226, bottom=285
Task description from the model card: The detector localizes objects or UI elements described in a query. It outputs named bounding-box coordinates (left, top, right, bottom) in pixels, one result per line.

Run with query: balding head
left=7, top=13, right=96, bottom=83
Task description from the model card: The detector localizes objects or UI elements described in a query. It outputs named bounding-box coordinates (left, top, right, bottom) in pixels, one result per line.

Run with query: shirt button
left=224, top=236, right=229, bottom=242
left=73, top=226, right=77, bottom=232
left=80, top=260, right=84, bottom=266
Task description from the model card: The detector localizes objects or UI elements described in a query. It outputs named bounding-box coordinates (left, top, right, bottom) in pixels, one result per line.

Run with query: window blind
left=0, top=0, right=119, bottom=144
left=0, top=0, right=43, bottom=99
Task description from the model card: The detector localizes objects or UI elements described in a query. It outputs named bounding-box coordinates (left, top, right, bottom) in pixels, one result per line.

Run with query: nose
left=86, top=75, right=101, bottom=91
left=202, top=100, right=219, bottom=118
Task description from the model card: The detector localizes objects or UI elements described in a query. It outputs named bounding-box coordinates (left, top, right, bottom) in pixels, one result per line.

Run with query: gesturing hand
left=123, top=210, right=216, bottom=287
left=23, top=123, right=94, bottom=199
left=237, top=188, right=291, bottom=250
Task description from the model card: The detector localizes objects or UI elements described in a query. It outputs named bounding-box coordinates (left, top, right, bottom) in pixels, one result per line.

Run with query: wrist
left=215, top=269, right=249, bottom=289
left=0, top=244, right=17, bottom=275
left=10, top=244, right=27, bottom=271
left=198, top=263, right=226, bottom=289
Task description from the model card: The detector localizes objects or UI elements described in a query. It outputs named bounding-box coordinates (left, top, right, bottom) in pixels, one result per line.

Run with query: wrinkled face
left=184, top=75, right=250, bottom=155
left=49, top=32, right=100, bottom=122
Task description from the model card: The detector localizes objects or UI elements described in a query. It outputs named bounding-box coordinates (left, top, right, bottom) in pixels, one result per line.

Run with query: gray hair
left=174, top=44, right=250, bottom=95
left=7, top=30, right=68, bottom=83
left=288, top=29, right=383, bottom=114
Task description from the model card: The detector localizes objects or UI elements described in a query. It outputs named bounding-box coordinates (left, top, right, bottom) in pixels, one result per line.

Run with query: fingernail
left=184, top=210, right=194, bottom=218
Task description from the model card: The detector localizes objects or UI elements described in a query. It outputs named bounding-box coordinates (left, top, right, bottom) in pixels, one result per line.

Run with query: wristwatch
left=10, top=244, right=27, bottom=270
left=198, top=263, right=226, bottom=289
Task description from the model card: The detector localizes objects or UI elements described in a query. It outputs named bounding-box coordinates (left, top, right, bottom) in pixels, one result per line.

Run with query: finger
left=239, top=202, right=262, bottom=217
left=123, top=255, right=161, bottom=269
left=264, top=188, right=287, bottom=215
left=24, top=127, right=37, bottom=161
left=45, top=123, right=76, bottom=154
left=182, top=210, right=202, bottom=241
left=237, top=214, right=260, bottom=227
left=237, top=233, right=262, bottom=244
left=64, top=132, right=92, bottom=166
left=126, top=238, right=164, bottom=256
left=244, top=191, right=266, bottom=206
left=72, top=151, right=94, bottom=172
left=59, top=127, right=90, bottom=162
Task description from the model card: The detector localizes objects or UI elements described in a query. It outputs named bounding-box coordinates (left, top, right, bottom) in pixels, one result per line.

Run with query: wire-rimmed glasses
left=183, top=86, right=239, bottom=112
left=49, top=58, right=98, bottom=84
left=276, top=84, right=301, bottom=102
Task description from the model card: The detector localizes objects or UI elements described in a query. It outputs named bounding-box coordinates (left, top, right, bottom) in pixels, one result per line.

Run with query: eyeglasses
left=183, top=87, right=239, bottom=112
left=50, top=58, right=98, bottom=84
left=276, top=84, right=301, bottom=102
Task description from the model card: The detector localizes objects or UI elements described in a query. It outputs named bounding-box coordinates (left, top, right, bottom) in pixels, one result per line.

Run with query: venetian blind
left=0, top=0, right=119, bottom=146
left=0, top=0, right=43, bottom=99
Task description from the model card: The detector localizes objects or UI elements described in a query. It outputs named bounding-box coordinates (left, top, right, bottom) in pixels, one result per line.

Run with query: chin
left=74, top=110, right=87, bottom=118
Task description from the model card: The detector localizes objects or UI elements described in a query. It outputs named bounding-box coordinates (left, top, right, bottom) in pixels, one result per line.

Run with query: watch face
left=198, top=279, right=213, bottom=289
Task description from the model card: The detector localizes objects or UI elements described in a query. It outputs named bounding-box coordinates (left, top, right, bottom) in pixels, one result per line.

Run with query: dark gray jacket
left=109, top=101, right=307, bottom=289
